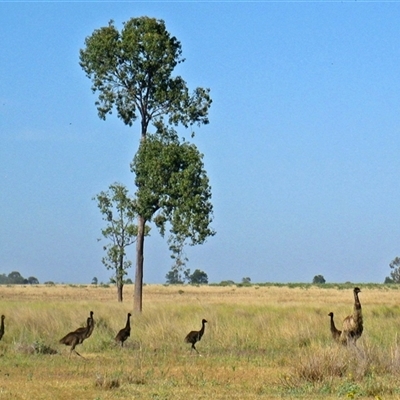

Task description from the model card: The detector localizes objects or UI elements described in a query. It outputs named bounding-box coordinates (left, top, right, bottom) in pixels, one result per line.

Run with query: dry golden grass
left=0, top=284, right=400, bottom=399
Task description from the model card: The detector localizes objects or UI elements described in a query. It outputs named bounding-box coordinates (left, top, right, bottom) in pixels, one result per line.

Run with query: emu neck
left=200, top=321, right=206, bottom=336
left=354, top=291, right=361, bottom=310
left=85, top=319, right=91, bottom=334
left=330, top=316, right=336, bottom=331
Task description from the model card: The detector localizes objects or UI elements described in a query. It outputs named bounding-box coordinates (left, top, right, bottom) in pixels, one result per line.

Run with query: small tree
left=27, top=276, right=39, bottom=285
left=187, top=269, right=208, bottom=285
left=312, top=275, right=326, bottom=284
left=165, top=267, right=185, bottom=284
left=95, top=183, right=143, bottom=302
left=8, top=271, right=25, bottom=284
left=91, top=277, right=98, bottom=285
left=388, top=257, right=400, bottom=283
left=165, top=248, right=189, bottom=284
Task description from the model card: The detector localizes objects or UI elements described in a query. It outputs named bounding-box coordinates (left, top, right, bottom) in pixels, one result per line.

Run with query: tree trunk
left=117, top=282, right=123, bottom=302
left=117, top=254, right=124, bottom=302
left=134, top=214, right=145, bottom=312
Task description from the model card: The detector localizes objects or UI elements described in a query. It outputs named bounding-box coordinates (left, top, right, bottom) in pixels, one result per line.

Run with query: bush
left=312, top=275, right=326, bottom=284
left=187, top=269, right=208, bottom=284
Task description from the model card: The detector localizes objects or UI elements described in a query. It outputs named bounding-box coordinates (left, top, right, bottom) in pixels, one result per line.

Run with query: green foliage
left=312, top=274, right=326, bottom=284
left=132, top=130, right=215, bottom=262
left=218, top=280, right=236, bottom=286
left=94, top=183, right=146, bottom=300
left=27, top=276, right=39, bottom=284
left=187, top=269, right=208, bottom=284
left=32, top=340, right=57, bottom=355
left=165, top=267, right=186, bottom=284
left=388, top=256, right=400, bottom=283
left=79, top=17, right=211, bottom=134
left=165, top=266, right=208, bottom=285
left=242, top=277, right=251, bottom=285
left=0, top=271, right=39, bottom=285
left=7, top=271, right=26, bottom=284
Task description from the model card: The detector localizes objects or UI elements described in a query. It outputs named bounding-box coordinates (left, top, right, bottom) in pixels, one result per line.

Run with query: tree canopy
left=131, top=130, right=214, bottom=255
left=79, top=17, right=211, bottom=135
left=0, top=271, right=39, bottom=285
left=386, top=257, right=400, bottom=283
left=165, top=266, right=208, bottom=285
left=187, top=269, right=208, bottom=285
left=312, top=275, right=326, bottom=284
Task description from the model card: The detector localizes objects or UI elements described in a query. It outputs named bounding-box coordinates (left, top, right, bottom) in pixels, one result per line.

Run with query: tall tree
left=80, top=17, right=213, bottom=311
left=95, top=183, right=139, bottom=302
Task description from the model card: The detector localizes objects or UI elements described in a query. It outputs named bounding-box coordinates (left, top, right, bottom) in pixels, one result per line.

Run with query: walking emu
left=0, top=315, right=4, bottom=341
left=115, top=313, right=131, bottom=347
left=59, top=316, right=91, bottom=358
left=185, top=319, right=207, bottom=353
left=328, top=312, right=342, bottom=343
left=339, top=287, right=363, bottom=345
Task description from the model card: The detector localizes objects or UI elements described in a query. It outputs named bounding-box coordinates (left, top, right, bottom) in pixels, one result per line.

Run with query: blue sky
left=1, top=2, right=400, bottom=284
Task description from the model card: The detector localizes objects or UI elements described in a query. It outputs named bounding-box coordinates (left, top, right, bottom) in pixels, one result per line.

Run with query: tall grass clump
left=281, top=340, right=400, bottom=398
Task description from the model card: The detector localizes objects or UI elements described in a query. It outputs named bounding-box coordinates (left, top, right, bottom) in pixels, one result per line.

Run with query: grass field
left=1, top=284, right=400, bottom=399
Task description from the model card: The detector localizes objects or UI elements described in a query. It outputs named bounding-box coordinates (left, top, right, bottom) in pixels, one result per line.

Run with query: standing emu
left=85, top=310, right=95, bottom=338
left=185, top=319, right=207, bottom=353
left=340, top=287, right=363, bottom=345
left=328, top=312, right=342, bottom=343
left=59, top=316, right=91, bottom=358
left=0, top=315, right=4, bottom=341
left=74, top=311, right=94, bottom=339
left=115, top=313, right=131, bottom=347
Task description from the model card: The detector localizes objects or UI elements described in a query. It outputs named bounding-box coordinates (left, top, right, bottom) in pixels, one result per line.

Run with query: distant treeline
left=0, top=271, right=39, bottom=285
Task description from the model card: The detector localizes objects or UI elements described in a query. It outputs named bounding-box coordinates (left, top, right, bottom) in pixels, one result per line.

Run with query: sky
left=1, top=1, right=400, bottom=285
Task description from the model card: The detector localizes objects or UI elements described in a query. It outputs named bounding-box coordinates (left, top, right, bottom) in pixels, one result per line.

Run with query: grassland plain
left=1, top=284, right=400, bottom=399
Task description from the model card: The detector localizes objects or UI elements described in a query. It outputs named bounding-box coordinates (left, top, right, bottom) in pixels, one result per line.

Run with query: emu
left=339, top=287, right=363, bottom=345
left=185, top=319, right=207, bottom=353
left=74, top=311, right=94, bottom=339
left=59, top=316, right=91, bottom=358
left=328, top=312, right=342, bottom=343
left=0, top=315, right=4, bottom=341
left=115, top=313, right=131, bottom=347
left=86, top=310, right=95, bottom=338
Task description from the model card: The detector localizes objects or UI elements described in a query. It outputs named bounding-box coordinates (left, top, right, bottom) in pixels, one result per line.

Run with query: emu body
left=339, top=287, right=363, bottom=345
left=185, top=319, right=207, bottom=353
left=59, top=317, right=91, bottom=358
left=115, top=313, right=131, bottom=347
left=73, top=311, right=94, bottom=339
left=328, top=312, right=342, bottom=343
